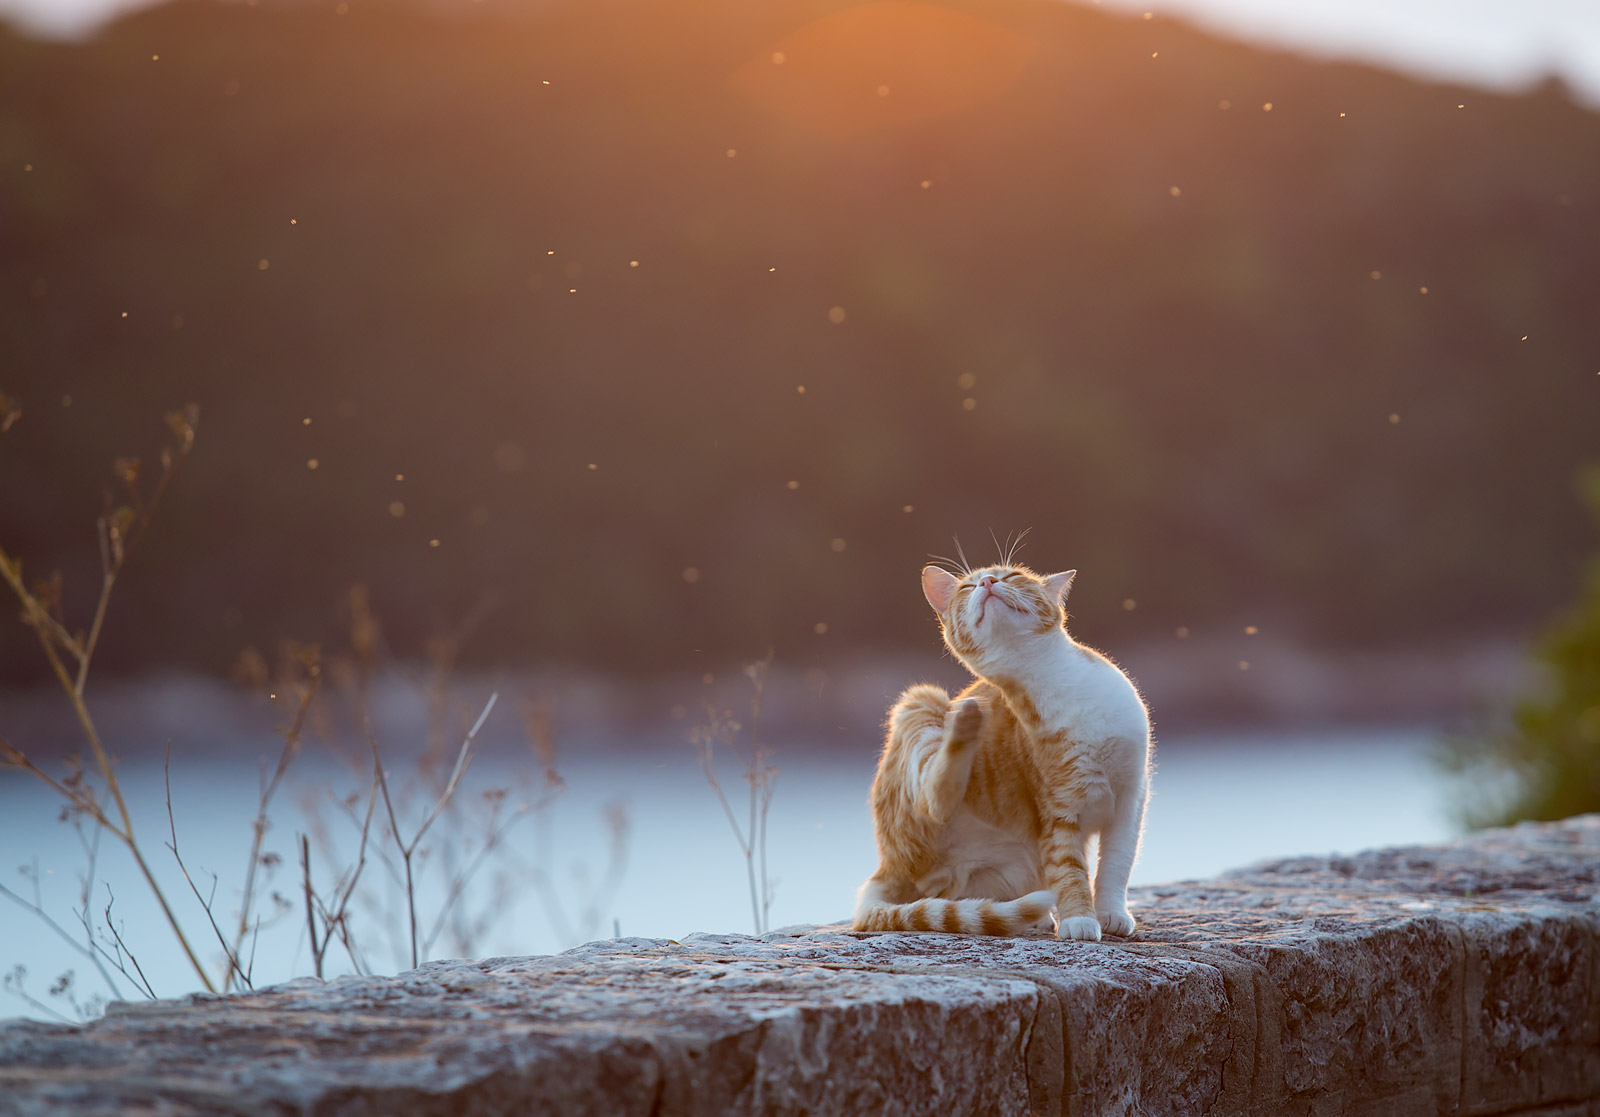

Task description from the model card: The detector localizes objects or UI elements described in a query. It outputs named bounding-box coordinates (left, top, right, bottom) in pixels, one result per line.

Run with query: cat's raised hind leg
left=919, top=697, right=983, bottom=823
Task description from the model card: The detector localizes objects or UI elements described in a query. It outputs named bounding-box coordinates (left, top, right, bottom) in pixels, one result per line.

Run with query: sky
left=2, top=0, right=1598, bottom=105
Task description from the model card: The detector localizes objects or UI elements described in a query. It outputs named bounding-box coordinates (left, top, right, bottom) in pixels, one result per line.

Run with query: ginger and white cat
left=853, top=561, right=1151, bottom=941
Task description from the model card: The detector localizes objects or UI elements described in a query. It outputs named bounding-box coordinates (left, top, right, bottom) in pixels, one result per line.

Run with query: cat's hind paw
left=950, top=697, right=983, bottom=742
left=1057, top=915, right=1102, bottom=942
left=1097, top=908, right=1136, bottom=937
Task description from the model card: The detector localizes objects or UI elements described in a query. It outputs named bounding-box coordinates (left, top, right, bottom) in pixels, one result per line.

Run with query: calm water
left=0, top=726, right=1458, bottom=1022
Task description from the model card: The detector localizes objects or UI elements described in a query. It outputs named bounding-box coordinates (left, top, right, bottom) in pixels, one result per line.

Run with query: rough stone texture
left=2, top=816, right=1597, bottom=1116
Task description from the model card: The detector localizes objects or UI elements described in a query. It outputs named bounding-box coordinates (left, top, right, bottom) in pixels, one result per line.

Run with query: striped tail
left=852, top=887, right=1056, bottom=936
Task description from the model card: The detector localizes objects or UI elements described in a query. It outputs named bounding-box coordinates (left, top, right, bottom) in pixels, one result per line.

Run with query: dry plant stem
left=73, top=825, right=127, bottom=998
left=0, top=879, right=121, bottom=1001
left=0, top=547, right=82, bottom=661
left=302, top=758, right=380, bottom=978
left=73, top=522, right=116, bottom=696
left=422, top=802, right=532, bottom=954
left=693, top=653, right=777, bottom=935
left=326, top=762, right=381, bottom=970
left=746, top=656, right=775, bottom=931
left=0, top=411, right=208, bottom=994
left=227, top=671, right=321, bottom=989
left=164, top=744, right=252, bottom=990
left=1, top=973, right=73, bottom=1024
left=695, top=729, right=760, bottom=934
left=372, top=692, right=498, bottom=968
left=29, top=626, right=215, bottom=991
left=0, top=738, right=115, bottom=833
left=301, top=836, right=321, bottom=978
left=101, top=886, right=156, bottom=1000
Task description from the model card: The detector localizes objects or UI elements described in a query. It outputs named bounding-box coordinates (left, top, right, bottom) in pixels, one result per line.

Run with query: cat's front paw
left=1057, top=915, right=1102, bottom=942
left=1097, top=908, right=1136, bottom=937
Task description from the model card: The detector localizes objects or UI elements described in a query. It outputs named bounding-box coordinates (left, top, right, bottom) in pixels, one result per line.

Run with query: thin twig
left=0, top=881, right=123, bottom=1000
left=228, top=667, right=321, bottom=988
left=0, top=406, right=213, bottom=992
left=100, top=886, right=156, bottom=1000
left=301, top=835, right=321, bottom=978
left=316, top=754, right=381, bottom=974
left=73, top=822, right=126, bottom=999
left=412, top=693, right=496, bottom=851
left=692, top=653, right=778, bottom=935
left=422, top=801, right=533, bottom=953
left=369, top=692, right=497, bottom=969
left=0, top=970, right=74, bottom=1023
left=163, top=743, right=251, bottom=990
left=0, top=737, right=120, bottom=838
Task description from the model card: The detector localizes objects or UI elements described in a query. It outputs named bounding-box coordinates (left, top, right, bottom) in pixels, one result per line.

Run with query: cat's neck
left=980, top=631, right=1094, bottom=728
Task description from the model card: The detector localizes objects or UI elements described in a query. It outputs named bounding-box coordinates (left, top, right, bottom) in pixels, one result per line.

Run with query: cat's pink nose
left=979, top=575, right=997, bottom=588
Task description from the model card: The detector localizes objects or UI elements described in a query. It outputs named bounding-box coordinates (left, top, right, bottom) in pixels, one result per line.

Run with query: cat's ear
left=922, top=566, right=960, bottom=615
left=1044, top=570, right=1077, bottom=603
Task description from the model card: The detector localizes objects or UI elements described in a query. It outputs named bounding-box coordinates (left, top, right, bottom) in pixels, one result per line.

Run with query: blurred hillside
left=2, top=0, right=1598, bottom=680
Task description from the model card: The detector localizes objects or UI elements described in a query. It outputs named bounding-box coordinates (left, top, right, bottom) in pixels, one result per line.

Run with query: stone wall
left=2, top=816, right=1597, bottom=1116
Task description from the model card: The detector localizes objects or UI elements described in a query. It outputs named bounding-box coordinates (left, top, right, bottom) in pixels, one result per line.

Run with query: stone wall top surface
left=2, top=816, right=1597, bottom=1116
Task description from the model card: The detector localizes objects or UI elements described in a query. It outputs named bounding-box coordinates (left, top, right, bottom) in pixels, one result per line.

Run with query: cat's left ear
left=1044, top=570, right=1076, bottom=603
left=922, top=565, right=960, bottom=615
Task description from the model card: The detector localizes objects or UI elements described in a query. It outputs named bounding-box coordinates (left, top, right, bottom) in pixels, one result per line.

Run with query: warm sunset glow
left=731, top=2, right=1035, bottom=137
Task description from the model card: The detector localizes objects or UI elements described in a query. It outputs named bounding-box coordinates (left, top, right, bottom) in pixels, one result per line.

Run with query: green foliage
left=1443, top=469, right=1600, bottom=826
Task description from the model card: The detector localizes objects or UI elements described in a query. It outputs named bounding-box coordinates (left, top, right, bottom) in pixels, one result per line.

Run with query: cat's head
left=921, top=563, right=1075, bottom=670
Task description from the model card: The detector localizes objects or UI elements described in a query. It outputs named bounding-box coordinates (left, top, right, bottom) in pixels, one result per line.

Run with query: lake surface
left=0, top=725, right=1460, bottom=1022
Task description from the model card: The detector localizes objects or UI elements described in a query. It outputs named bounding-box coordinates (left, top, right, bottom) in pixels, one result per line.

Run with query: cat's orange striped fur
left=854, top=560, right=1152, bottom=941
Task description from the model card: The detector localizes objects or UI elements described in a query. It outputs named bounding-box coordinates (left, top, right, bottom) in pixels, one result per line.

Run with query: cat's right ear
left=922, top=566, right=960, bottom=615
left=1044, top=570, right=1077, bottom=603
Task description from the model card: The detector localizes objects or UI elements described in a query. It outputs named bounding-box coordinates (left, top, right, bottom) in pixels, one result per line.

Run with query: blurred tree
left=3, top=0, right=1599, bottom=679
left=1443, top=468, right=1600, bottom=825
